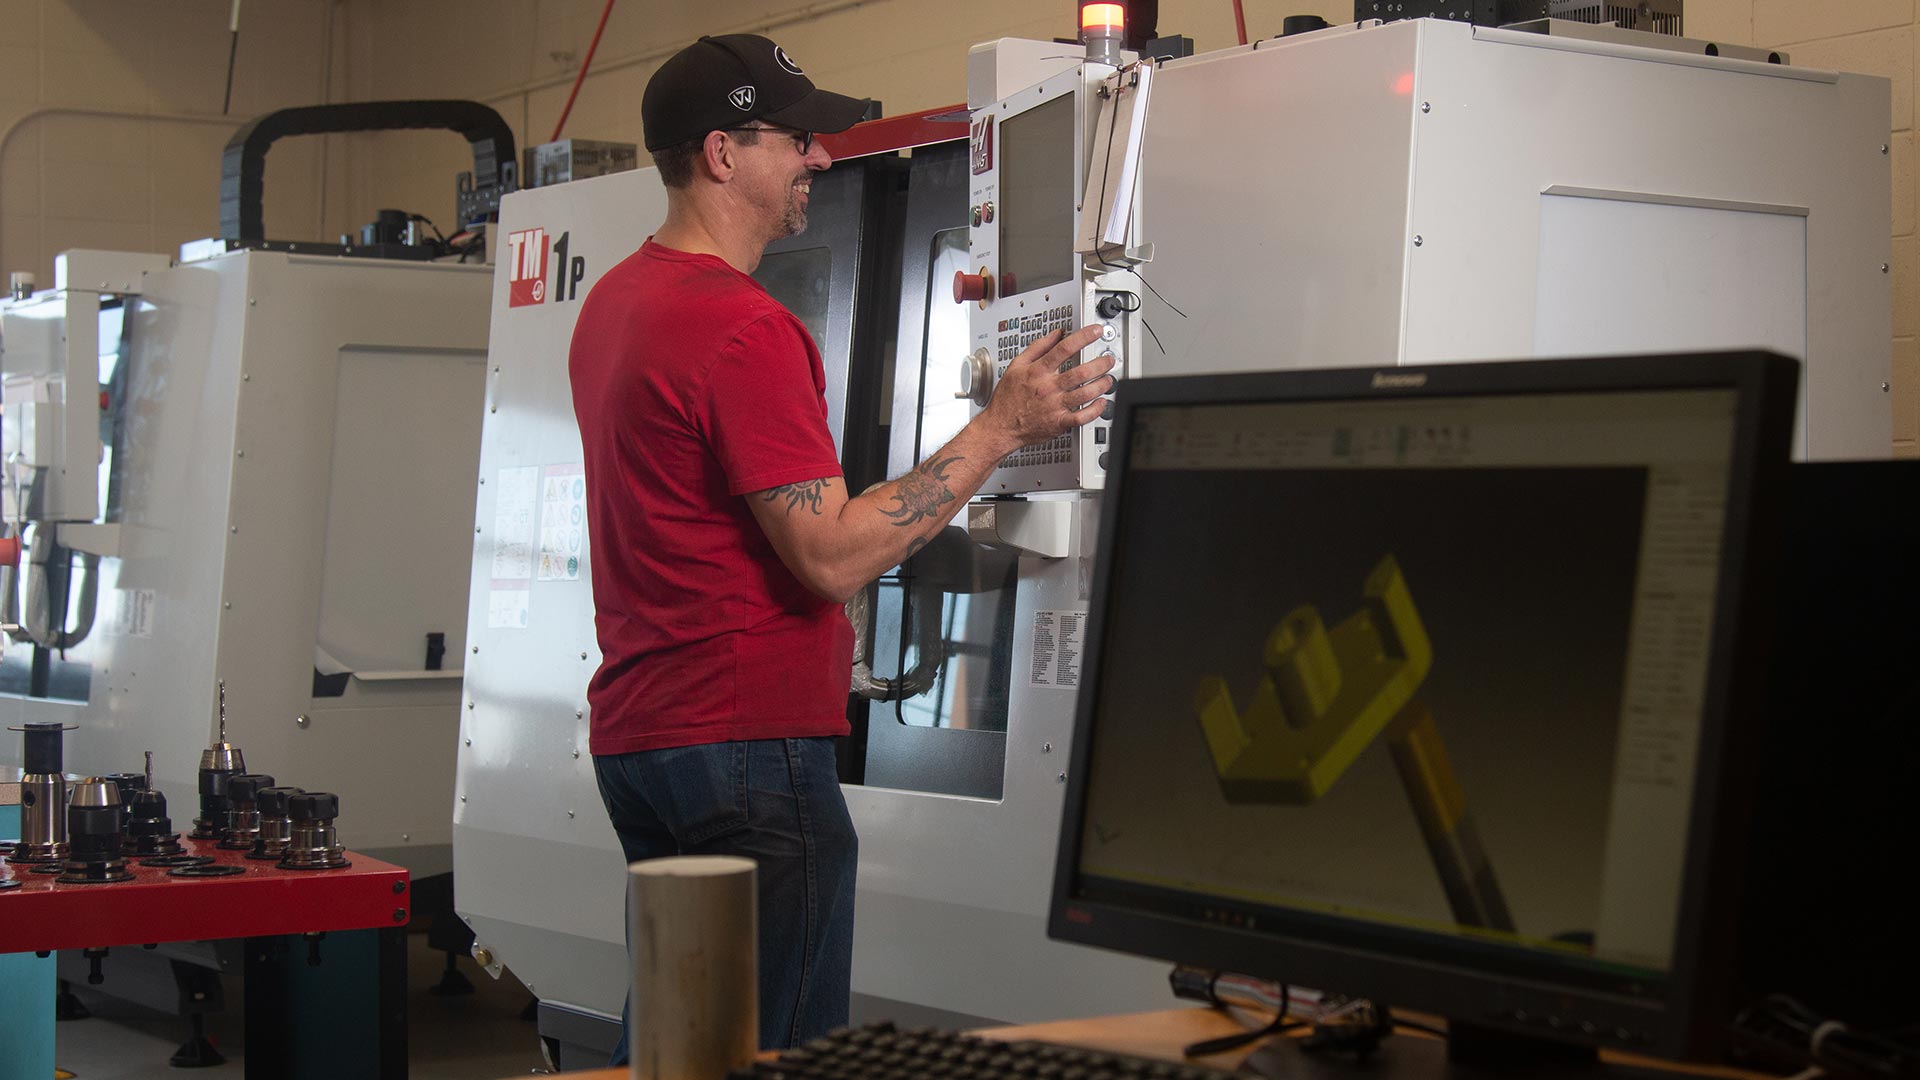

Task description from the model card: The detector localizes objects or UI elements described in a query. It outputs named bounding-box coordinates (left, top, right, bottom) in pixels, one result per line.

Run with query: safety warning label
left=537, top=463, right=586, bottom=582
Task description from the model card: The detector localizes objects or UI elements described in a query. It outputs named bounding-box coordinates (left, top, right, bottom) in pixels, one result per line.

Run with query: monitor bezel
left=1048, top=351, right=1798, bottom=1062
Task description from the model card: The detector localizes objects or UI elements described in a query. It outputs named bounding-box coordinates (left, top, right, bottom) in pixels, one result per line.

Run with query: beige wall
left=0, top=0, right=355, bottom=286
left=0, top=0, right=1911, bottom=452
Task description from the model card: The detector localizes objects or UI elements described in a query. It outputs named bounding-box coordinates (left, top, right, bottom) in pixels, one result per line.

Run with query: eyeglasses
left=722, top=125, right=814, bottom=155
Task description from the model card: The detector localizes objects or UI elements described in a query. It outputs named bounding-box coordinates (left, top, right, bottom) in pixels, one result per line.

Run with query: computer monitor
left=1049, top=352, right=1798, bottom=1069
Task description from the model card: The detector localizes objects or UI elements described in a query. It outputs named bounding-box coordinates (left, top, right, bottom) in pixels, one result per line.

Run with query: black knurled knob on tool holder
left=190, top=769, right=232, bottom=841
left=104, top=772, right=147, bottom=830
left=278, top=792, right=349, bottom=870
left=58, top=803, right=135, bottom=884
left=248, top=786, right=306, bottom=860
left=125, top=789, right=184, bottom=857
left=219, top=773, right=276, bottom=850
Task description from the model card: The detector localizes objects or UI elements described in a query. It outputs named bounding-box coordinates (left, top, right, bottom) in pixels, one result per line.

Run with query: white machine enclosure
left=452, top=17, right=1893, bottom=1039
left=1130, top=19, right=1889, bottom=458
left=0, top=249, right=491, bottom=875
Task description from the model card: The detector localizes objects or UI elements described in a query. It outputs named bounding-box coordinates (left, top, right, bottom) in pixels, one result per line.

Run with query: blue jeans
left=593, top=737, right=857, bottom=1059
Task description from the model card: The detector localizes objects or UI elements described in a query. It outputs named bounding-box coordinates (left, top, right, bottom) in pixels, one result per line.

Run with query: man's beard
left=776, top=172, right=809, bottom=238
left=780, top=188, right=808, bottom=238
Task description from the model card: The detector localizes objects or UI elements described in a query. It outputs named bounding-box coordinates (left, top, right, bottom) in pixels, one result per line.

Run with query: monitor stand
left=1238, top=1022, right=1677, bottom=1079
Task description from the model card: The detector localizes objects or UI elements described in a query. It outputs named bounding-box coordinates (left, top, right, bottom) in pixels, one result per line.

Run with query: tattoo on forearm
left=761, top=478, right=832, bottom=516
left=880, top=454, right=962, bottom=528
left=904, top=535, right=930, bottom=559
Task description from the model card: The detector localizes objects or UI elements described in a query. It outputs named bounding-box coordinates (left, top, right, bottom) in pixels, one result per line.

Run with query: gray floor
left=50, top=934, right=551, bottom=1079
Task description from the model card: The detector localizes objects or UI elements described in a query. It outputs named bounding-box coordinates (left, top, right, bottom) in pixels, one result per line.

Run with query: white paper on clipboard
left=1076, top=62, right=1153, bottom=254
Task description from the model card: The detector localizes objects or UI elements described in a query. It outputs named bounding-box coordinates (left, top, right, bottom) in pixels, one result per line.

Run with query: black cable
left=1142, top=318, right=1165, bottom=355
left=1731, top=995, right=1920, bottom=1078
left=1183, top=984, right=1302, bottom=1058
left=222, top=29, right=239, bottom=115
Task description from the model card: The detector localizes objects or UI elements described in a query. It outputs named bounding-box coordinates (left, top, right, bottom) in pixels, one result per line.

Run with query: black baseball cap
left=642, top=34, right=871, bottom=151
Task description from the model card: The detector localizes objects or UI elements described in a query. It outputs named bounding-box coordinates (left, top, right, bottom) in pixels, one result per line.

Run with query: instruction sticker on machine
left=488, top=580, right=531, bottom=629
left=491, top=466, right=538, bottom=579
left=487, top=466, right=539, bottom=627
left=537, top=463, right=586, bottom=581
left=1030, top=610, right=1087, bottom=688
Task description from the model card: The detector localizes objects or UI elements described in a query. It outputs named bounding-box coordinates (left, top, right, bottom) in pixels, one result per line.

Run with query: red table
left=1, top=836, right=410, bottom=1078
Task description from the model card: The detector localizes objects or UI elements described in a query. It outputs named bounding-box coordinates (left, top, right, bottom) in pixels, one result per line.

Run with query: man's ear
left=699, top=130, right=735, bottom=182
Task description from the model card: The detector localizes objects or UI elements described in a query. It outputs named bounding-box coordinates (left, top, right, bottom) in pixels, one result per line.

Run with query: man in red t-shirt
left=571, top=34, right=1114, bottom=1055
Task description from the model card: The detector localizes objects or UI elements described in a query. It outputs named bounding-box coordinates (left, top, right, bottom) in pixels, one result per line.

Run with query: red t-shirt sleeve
left=703, top=311, right=843, bottom=496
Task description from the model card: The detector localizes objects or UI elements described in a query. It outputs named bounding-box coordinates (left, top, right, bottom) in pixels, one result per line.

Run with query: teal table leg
left=2, top=803, right=58, bottom=1080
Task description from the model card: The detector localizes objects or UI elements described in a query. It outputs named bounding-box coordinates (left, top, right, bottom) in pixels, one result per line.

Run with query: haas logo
left=506, top=228, right=549, bottom=307
left=730, top=85, right=756, bottom=111
left=506, top=227, right=588, bottom=309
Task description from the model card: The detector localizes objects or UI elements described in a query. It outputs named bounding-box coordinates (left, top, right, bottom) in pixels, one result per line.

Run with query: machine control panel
left=961, top=64, right=1145, bottom=493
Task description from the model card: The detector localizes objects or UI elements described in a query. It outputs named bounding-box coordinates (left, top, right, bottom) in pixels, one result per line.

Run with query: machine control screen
left=997, top=93, right=1077, bottom=296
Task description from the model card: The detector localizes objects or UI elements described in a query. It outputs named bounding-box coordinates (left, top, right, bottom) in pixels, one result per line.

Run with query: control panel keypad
left=996, top=304, right=1078, bottom=468
left=995, top=304, right=1077, bottom=369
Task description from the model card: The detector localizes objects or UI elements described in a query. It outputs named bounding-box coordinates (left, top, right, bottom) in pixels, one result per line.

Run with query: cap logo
left=729, top=85, right=756, bottom=111
left=775, top=46, right=804, bottom=75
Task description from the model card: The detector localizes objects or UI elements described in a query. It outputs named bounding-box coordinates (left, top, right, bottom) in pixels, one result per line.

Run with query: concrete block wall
left=0, top=0, right=1908, bottom=452
left=0, top=0, right=350, bottom=291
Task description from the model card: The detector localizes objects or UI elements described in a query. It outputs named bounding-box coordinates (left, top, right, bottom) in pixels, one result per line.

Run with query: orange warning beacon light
left=1080, top=2, right=1125, bottom=67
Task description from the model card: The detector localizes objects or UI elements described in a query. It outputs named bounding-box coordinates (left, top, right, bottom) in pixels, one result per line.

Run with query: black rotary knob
left=287, top=792, right=339, bottom=822
left=227, top=774, right=276, bottom=803
left=258, top=786, right=305, bottom=816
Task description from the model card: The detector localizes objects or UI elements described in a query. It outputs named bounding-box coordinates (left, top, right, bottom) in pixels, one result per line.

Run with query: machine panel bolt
left=1043, top=742, right=1053, bottom=753
left=580, top=652, right=589, bottom=660
left=472, top=946, right=493, bottom=966
left=1057, top=771, right=1067, bottom=782
left=471, top=645, right=479, bottom=654
left=235, top=450, right=244, bottom=458
left=1883, top=263, right=1891, bottom=273
left=230, top=526, right=238, bottom=533
left=402, top=833, right=410, bottom=841
left=1883, top=382, right=1892, bottom=391
left=248, top=297, right=256, bottom=305
left=465, top=736, right=473, bottom=745
left=572, top=750, right=580, bottom=759
left=392, top=880, right=406, bottom=894
left=567, top=810, right=575, bottom=818
left=392, top=909, right=406, bottom=922
left=1413, top=235, right=1424, bottom=247
left=295, top=714, right=309, bottom=728
left=1421, top=101, right=1431, bottom=113
left=575, top=709, right=584, bottom=719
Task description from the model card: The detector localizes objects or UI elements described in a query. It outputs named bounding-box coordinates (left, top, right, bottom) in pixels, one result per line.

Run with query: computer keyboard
left=730, top=1020, right=1239, bottom=1079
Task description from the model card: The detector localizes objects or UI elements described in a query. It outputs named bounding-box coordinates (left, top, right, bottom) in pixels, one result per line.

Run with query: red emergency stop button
left=953, top=269, right=993, bottom=304
left=0, top=536, right=19, bottom=567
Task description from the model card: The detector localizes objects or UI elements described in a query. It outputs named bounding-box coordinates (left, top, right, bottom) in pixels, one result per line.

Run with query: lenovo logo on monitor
left=1371, top=371, right=1427, bottom=389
